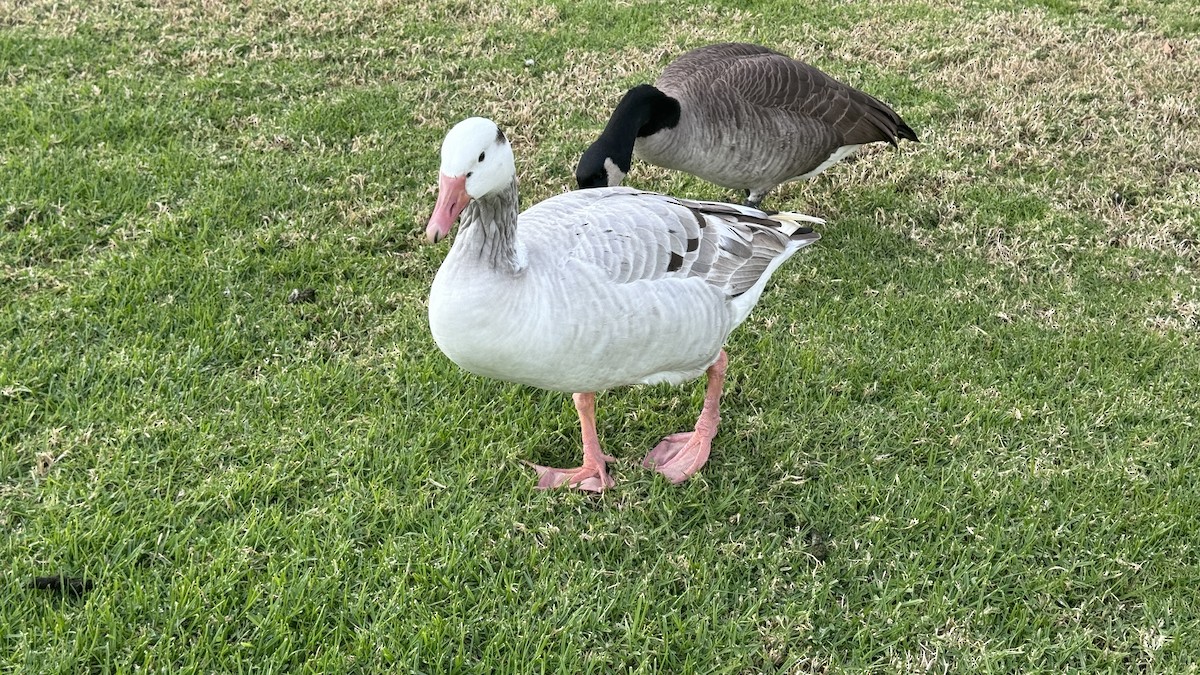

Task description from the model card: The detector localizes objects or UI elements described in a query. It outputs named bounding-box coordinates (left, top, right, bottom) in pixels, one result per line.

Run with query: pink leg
left=643, top=350, right=728, bottom=484
left=525, top=392, right=616, bottom=493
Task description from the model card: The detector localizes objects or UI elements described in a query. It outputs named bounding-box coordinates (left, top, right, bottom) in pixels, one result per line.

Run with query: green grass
left=4, top=0, right=1200, bottom=671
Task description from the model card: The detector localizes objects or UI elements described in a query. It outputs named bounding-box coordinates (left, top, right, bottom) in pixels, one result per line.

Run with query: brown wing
left=659, top=43, right=917, bottom=146
left=655, top=43, right=780, bottom=90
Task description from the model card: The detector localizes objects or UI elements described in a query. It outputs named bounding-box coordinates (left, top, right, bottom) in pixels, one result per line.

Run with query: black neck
left=590, top=84, right=681, bottom=172
left=613, top=84, right=681, bottom=138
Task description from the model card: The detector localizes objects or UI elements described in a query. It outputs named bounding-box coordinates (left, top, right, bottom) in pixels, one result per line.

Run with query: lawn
left=3, top=0, right=1200, bottom=671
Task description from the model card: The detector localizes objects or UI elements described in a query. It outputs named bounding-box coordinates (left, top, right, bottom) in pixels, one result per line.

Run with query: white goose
left=426, top=117, right=822, bottom=492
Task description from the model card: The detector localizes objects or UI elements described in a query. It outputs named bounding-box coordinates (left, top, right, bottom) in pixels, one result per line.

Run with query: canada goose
left=426, top=117, right=822, bottom=491
left=576, top=42, right=918, bottom=208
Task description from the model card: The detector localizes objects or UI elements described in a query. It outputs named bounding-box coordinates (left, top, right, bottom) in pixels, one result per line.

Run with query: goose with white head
left=427, top=116, right=823, bottom=492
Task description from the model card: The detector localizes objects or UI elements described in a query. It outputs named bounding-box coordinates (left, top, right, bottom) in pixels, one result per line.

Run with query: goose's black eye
left=466, top=171, right=473, bottom=178
left=478, top=151, right=486, bottom=162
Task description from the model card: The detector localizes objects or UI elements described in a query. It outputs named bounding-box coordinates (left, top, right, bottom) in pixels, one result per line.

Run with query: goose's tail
left=767, top=211, right=825, bottom=238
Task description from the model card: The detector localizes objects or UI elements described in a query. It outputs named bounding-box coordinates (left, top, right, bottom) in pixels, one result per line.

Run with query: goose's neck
left=598, top=84, right=682, bottom=169
left=452, top=176, right=526, bottom=274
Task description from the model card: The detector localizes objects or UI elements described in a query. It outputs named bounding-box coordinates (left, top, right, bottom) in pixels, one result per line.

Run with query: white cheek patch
left=603, top=157, right=627, bottom=187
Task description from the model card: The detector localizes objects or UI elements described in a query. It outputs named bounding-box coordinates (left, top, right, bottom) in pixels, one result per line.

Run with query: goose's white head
left=425, top=117, right=515, bottom=243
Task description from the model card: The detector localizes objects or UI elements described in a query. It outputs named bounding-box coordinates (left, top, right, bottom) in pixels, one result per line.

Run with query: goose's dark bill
left=426, top=173, right=469, bottom=243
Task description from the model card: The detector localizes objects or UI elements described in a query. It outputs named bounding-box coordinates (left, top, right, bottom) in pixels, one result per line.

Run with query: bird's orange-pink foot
left=642, top=432, right=713, bottom=484
left=525, top=454, right=615, bottom=493
left=525, top=391, right=616, bottom=493
left=642, top=350, right=727, bottom=484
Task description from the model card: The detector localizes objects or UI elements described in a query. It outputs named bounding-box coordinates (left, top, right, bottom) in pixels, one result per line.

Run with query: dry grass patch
left=1146, top=289, right=1200, bottom=334
left=850, top=8, right=1199, bottom=264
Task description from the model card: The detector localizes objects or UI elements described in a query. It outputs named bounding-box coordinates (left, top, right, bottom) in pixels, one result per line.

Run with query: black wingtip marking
left=686, top=237, right=699, bottom=252
left=30, top=576, right=95, bottom=597
left=496, top=126, right=507, bottom=143
left=667, top=252, right=684, bottom=272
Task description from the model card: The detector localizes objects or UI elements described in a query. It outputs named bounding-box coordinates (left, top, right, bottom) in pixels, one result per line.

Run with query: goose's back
left=639, top=42, right=911, bottom=191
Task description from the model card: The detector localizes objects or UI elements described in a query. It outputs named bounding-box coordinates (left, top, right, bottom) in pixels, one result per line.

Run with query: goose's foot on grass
left=526, top=392, right=616, bottom=493
left=642, top=431, right=713, bottom=484
left=526, top=457, right=615, bottom=492
left=642, top=350, right=727, bottom=484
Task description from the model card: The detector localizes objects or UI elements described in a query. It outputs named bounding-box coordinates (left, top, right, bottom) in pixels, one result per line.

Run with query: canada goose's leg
left=526, top=392, right=615, bottom=492
left=642, top=350, right=727, bottom=483
left=743, top=189, right=768, bottom=210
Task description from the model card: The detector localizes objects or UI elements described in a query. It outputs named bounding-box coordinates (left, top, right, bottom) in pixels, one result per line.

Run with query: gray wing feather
left=659, top=43, right=911, bottom=147
left=528, top=189, right=819, bottom=299
left=656, top=43, right=779, bottom=90
left=720, top=52, right=909, bottom=146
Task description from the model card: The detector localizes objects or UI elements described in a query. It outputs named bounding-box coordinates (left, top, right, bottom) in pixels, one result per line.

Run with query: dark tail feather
left=896, top=118, right=919, bottom=143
